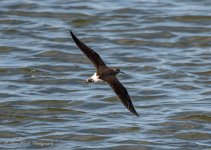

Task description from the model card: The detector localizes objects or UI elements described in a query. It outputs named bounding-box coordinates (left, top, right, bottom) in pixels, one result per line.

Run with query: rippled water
left=1, top=0, right=211, bottom=149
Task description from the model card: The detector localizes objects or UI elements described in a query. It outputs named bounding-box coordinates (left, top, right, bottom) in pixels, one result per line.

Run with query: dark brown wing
left=106, top=77, right=139, bottom=117
left=70, top=31, right=106, bottom=69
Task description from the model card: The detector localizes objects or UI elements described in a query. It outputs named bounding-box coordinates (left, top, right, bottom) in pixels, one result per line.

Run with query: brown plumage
left=70, top=30, right=139, bottom=117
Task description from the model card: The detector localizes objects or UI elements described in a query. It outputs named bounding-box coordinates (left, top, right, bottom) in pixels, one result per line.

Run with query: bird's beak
left=120, top=71, right=126, bottom=74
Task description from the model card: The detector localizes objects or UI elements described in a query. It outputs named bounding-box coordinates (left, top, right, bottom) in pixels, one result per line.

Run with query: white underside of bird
left=87, top=72, right=103, bottom=83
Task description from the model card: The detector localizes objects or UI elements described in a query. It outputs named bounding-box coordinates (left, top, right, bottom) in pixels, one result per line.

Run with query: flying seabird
left=70, top=31, right=139, bottom=117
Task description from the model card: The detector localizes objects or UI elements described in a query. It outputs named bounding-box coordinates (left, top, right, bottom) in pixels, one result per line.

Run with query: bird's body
left=70, top=31, right=139, bottom=117
left=89, top=72, right=103, bottom=83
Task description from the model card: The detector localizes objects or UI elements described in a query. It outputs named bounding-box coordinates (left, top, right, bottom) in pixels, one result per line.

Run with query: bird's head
left=112, top=68, right=125, bottom=75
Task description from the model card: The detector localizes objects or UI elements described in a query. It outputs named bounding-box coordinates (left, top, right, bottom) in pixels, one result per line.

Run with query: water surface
left=0, top=0, right=211, bottom=149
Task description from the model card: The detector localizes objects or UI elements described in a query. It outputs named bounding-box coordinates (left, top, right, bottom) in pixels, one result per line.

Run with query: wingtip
left=69, top=30, right=78, bottom=43
left=70, top=30, right=74, bottom=36
left=133, top=111, right=140, bottom=117
left=130, top=106, right=139, bottom=117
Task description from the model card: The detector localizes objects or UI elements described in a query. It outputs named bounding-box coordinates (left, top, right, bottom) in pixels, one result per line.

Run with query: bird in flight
left=70, top=31, right=139, bottom=117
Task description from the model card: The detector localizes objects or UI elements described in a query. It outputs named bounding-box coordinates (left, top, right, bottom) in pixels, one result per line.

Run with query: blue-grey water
left=0, top=0, right=211, bottom=149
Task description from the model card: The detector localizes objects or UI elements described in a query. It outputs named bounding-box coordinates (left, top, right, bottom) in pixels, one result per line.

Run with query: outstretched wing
left=106, top=77, right=139, bottom=117
left=70, top=31, right=106, bottom=69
